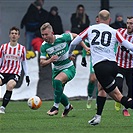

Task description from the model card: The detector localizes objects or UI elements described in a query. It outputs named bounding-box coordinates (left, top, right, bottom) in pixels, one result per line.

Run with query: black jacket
left=110, top=21, right=127, bottom=29
left=71, top=13, right=90, bottom=34
left=47, top=13, right=64, bottom=34
left=21, top=3, right=48, bottom=32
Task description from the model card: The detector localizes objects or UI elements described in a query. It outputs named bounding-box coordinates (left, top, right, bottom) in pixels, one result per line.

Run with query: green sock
left=60, top=93, right=69, bottom=107
left=87, top=82, right=95, bottom=97
left=53, top=80, right=63, bottom=103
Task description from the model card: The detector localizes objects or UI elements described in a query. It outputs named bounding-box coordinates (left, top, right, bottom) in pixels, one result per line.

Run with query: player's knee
left=115, top=77, right=123, bottom=92
left=53, top=79, right=62, bottom=89
left=98, top=89, right=106, bottom=97
left=121, top=96, right=133, bottom=109
left=7, top=82, right=16, bottom=91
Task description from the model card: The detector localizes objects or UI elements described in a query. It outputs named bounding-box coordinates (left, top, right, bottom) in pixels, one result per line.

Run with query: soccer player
left=81, top=39, right=98, bottom=109
left=68, top=10, right=133, bottom=125
left=40, top=22, right=88, bottom=117
left=0, top=26, right=30, bottom=114
left=115, top=16, right=133, bottom=116
left=81, top=16, right=99, bottom=109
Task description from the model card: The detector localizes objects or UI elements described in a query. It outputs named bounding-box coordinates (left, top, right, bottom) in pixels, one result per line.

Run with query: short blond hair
left=40, top=22, right=53, bottom=32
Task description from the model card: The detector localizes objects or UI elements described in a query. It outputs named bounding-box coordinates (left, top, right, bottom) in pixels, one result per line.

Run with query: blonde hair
left=40, top=22, right=53, bottom=32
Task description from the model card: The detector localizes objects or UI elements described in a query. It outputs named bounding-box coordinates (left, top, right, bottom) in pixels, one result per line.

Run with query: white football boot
left=88, top=114, right=101, bottom=126
left=0, top=106, right=5, bottom=114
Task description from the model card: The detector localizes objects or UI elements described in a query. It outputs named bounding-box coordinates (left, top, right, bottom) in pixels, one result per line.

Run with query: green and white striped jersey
left=40, top=33, right=74, bottom=70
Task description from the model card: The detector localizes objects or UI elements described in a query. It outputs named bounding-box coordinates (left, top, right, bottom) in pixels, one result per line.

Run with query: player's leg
left=89, top=61, right=133, bottom=125
left=115, top=70, right=124, bottom=111
left=47, top=69, right=66, bottom=116
left=61, top=66, right=75, bottom=117
left=87, top=73, right=95, bottom=108
left=47, top=75, right=64, bottom=116
left=88, top=82, right=106, bottom=125
left=87, top=59, right=97, bottom=108
left=0, top=74, right=19, bottom=114
left=108, top=87, right=133, bottom=109
left=47, top=66, right=75, bottom=116
left=95, top=62, right=133, bottom=110
left=60, top=93, right=73, bottom=117
left=122, top=68, right=132, bottom=116
left=0, top=77, right=5, bottom=114
left=89, top=82, right=133, bottom=125
left=0, top=79, right=17, bottom=113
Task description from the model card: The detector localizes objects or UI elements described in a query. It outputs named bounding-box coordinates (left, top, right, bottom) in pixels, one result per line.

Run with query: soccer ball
left=27, top=96, right=42, bottom=110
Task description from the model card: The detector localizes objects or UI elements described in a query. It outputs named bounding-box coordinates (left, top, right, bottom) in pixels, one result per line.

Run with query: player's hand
left=26, top=76, right=30, bottom=86
left=81, top=57, right=87, bottom=67
left=69, top=54, right=76, bottom=61
left=50, top=55, right=58, bottom=62
left=85, top=47, right=90, bottom=53
left=121, top=46, right=129, bottom=52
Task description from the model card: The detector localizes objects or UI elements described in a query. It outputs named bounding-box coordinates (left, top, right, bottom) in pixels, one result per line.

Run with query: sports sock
left=2, top=90, right=12, bottom=108
left=121, top=96, right=133, bottom=109
left=87, top=82, right=95, bottom=97
left=96, top=96, right=106, bottom=115
left=53, top=80, right=63, bottom=103
left=60, top=93, right=69, bottom=107
left=65, top=104, right=70, bottom=109
left=53, top=103, right=59, bottom=108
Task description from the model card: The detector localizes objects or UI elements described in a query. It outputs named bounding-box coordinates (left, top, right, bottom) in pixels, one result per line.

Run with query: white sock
left=96, top=114, right=101, bottom=118
left=65, top=104, right=70, bottom=109
left=88, top=96, right=92, bottom=100
left=53, top=103, right=59, bottom=108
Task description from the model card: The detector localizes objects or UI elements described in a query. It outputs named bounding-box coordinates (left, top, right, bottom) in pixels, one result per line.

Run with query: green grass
left=0, top=100, right=133, bottom=133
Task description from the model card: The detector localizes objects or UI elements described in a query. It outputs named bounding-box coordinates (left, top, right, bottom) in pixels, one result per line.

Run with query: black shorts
left=0, top=73, right=20, bottom=86
left=93, top=60, right=118, bottom=93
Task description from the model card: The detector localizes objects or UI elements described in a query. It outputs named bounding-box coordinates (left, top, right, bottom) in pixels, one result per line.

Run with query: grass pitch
left=0, top=100, right=133, bottom=133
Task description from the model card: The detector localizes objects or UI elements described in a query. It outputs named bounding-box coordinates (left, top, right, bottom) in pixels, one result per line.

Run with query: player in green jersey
left=40, top=22, right=88, bottom=117
left=81, top=39, right=98, bottom=109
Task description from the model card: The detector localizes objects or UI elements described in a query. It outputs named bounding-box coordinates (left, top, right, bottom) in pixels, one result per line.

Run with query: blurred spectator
left=20, top=0, right=48, bottom=51
left=70, top=4, right=90, bottom=50
left=31, top=30, right=43, bottom=52
left=95, top=15, right=99, bottom=23
left=110, top=13, right=127, bottom=29
left=48, top=6, right=64, bottom=34
left=70, top=4, right=90, bottom=34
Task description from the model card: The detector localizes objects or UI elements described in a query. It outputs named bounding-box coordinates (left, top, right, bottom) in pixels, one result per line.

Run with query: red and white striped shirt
left=0, top=42, right=28, bottom=76
left=116, top=28, right=133, bottom=68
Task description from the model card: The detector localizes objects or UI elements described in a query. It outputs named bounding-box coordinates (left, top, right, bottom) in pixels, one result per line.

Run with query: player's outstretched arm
left=116, top=31, right=133, bottom=52
left=68, top=35, right=82, bottom=57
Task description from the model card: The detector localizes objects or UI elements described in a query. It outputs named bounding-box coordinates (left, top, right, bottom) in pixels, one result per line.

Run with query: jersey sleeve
left=116, top=31, right=133, bottom=51
left=22, top=46, right=28, bottom=76
left=79, top=27, right=89, bottom=40
left=69, top=27, right=89, bottom=56
left=0, top=45, right=3, bottom=66
left=116, top=31, right=125, bottom=43
left=40, top=43, right=47, bottom=59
